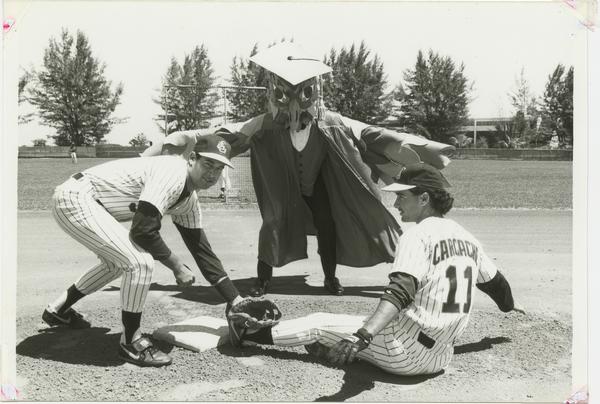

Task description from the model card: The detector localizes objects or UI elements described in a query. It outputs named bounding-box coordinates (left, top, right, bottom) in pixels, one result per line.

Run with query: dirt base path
left=16, top=209, right=572, bottom=401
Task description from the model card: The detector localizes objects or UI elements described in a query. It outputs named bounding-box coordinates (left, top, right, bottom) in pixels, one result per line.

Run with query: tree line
left=20, top=29, right=573, bottom=148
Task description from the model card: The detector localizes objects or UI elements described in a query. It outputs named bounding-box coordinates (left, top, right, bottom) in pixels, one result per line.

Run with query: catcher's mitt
left=227, top=297, right=282, bottom=330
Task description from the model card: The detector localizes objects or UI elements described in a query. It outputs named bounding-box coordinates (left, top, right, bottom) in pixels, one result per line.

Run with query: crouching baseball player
left=43, top=135, right=251, bottom=367
left=227, top=163, right=525, bottom=376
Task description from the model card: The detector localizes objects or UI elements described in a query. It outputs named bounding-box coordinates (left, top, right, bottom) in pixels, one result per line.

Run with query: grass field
left=17, top=157, right=572, bottom=210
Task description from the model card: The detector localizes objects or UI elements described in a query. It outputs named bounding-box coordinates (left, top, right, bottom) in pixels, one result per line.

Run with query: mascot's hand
left=229, top=132, right=251, bottom=155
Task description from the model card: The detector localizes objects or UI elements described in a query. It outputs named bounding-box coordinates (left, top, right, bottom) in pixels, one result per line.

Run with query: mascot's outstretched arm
left=140, top=130, right=204, bottom=157
left=140, top=117, right=263, bottom=158
left=339, top=116, right=455, bottom=184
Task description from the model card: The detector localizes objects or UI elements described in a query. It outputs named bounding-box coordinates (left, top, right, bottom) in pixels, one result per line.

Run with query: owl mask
left=267, top=72, right=321, bottom=132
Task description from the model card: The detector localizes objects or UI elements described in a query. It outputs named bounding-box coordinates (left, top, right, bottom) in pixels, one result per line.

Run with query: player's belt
left=417, top=331, right=436, bottom=349
left=71, top=173, right=105, bottom=208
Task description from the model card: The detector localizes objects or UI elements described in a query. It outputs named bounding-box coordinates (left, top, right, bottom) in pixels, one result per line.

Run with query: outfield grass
left=17, top=157, right=572, bottom=210
left=439, top=159, right=572, bottom=209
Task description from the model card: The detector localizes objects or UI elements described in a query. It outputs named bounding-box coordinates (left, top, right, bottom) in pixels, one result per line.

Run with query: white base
left=152, top=316, right=229, bottom=352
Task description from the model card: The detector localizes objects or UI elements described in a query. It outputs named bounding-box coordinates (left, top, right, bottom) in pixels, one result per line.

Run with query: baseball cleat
left=118, top=336, right=172, bottom=367
left=324, top=277, right=344, bottom=296
left=305, top=342, right=331, bottom=360
left=42, top=307, right=91, bottom=329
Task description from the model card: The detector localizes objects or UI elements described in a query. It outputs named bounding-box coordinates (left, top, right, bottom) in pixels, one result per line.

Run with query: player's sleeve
left=130, top=201, right=171, bottom=260
left=389, top=228, right=429, bottom=283
left=173, top=223, right=239, bottom=302
left=382, top=229, right=426, bottom=310
left=131, top=159, right=186, bottom=260
left=381, top=272, right=418, bottom=311
left=476, top=249, right=499, bottom=284
left=475, top=250, right=515, bottom=312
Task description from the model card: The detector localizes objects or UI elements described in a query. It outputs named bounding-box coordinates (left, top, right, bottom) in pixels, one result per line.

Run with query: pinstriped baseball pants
left=52, top=177, right=154, bottom=313
left=271, top=312, right=454, bottom=376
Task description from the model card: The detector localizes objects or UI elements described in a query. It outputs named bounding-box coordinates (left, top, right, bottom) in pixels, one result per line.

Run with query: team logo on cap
left=217, top=140, right=227, bottom=154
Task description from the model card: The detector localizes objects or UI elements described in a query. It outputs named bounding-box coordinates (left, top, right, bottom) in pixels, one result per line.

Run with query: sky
left=8, top=0, right=583, bottom=146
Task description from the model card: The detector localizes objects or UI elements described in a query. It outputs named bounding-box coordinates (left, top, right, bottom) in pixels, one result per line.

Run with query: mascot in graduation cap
left=143, top=42, right=455, bottom=297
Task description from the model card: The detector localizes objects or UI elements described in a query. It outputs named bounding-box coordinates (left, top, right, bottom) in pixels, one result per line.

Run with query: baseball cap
left=382, top=162, right=451, bottom=192
left=250, top=42, right=332, bottom=86
left=193, top=135, right=234, bottom=168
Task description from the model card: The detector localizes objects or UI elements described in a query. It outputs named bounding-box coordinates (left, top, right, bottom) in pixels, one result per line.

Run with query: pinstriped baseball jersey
left=82, top=156, right=203, bottom=228
left=50, top=155, right=204, bottom=313
left=269, top=216, right=498, bottom=376
left=390, top=216, right=497, bottom=348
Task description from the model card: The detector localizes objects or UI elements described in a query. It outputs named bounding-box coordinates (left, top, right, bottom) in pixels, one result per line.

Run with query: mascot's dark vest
left=293, top=124, right=328, bottom=196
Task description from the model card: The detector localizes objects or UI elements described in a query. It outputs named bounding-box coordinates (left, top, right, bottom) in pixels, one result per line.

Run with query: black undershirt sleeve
left=476, top=271, right=515, bottom=312
left=173, top=223, right=239, bottom=302
left=130, top=201, right=171, bottom=260
left=381, top=272, right=419, bottom=311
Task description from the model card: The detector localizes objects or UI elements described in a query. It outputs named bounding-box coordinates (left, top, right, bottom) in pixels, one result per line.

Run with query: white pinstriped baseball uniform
left=269, top=217, right=498, bottom=375
left=52, top=156, right=201, bottom=313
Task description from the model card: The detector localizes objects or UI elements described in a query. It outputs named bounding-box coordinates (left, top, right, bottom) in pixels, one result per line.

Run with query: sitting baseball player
left=42, top=135, right=253, bottom=367
left=142, top=42, right=455, bottom=298
left=226, top=162, right=525, bottom=376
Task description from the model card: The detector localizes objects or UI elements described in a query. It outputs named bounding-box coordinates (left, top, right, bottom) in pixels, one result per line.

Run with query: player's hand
left=512, top=302, right=526, bottom=314
left=326, top=334, right=369, bottom=367
left=174, top=264, right=195, bottom=287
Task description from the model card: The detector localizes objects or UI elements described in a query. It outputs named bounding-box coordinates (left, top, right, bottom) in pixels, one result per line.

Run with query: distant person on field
left=556, top=118, right=566, bottom=148
left=69, top=143, right=78, bottom=164
left=218, top=166, right=231, bottom=200
left=549, top=131, right=560, bottom=150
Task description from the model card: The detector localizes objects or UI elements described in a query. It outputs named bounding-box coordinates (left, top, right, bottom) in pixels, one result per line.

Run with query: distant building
left=458, top=117, right=513, bottom=147
left=377, top=116, right=516, bottom=148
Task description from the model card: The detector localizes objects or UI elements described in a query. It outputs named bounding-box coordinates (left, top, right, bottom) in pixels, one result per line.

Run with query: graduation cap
left=250, top=42, right=332, bottom=86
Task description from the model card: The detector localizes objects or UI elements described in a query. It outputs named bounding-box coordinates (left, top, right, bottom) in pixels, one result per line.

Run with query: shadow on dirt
left=314, top=365, right=442, bottom=402
left=235, top=275, right=384, bottom=299
left=454, top=336, right=511, bottom=354
left=16, top=327, right=124, bottom=367
left=217, top=344, right=441, bottom=401
left=102, top=275, right=383, bottom=305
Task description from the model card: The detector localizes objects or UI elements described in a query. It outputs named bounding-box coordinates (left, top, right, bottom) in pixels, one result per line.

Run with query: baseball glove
left=226, top=297, right=282, bottom=330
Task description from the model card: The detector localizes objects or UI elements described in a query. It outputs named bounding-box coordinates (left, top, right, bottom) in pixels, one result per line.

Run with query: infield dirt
left=15, top=209, right=572, bottom=401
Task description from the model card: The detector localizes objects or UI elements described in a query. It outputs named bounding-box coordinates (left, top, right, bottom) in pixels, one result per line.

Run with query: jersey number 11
left=442, top=265, right=473, bottom=313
